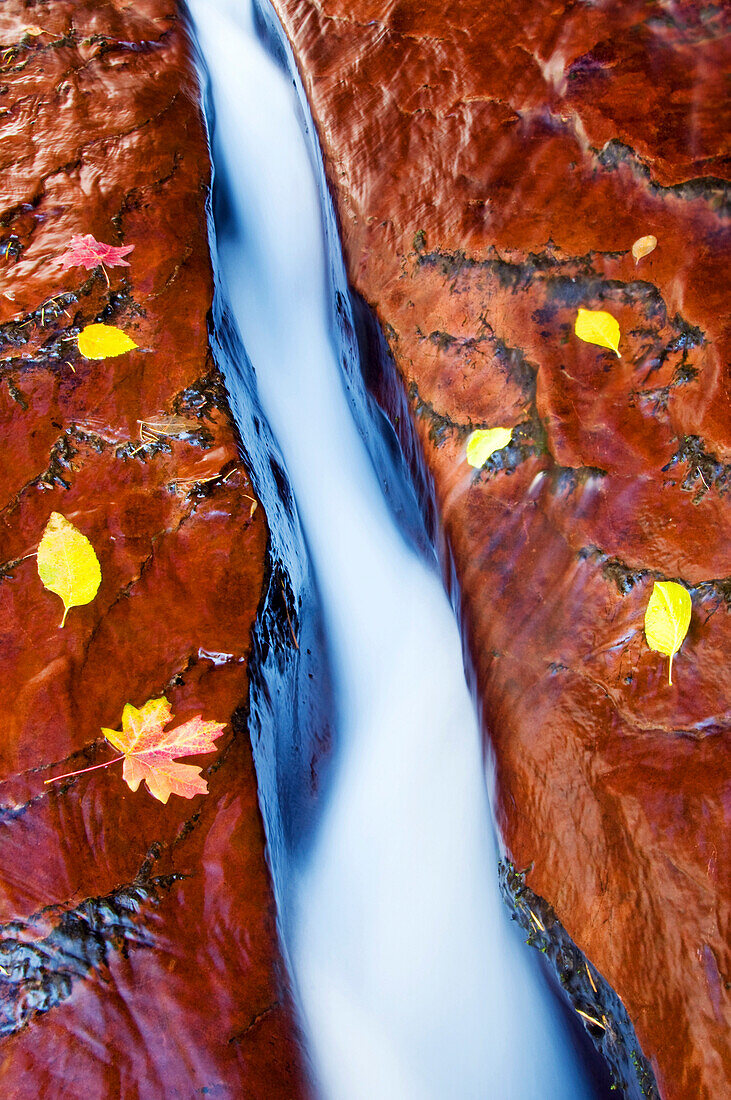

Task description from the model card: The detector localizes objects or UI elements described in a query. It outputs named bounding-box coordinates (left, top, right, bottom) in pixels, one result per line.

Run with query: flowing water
left=191, top=1, right=606, bottom=1096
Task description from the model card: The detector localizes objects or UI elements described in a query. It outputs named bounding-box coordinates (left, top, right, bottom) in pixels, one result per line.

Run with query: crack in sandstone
left=499, top=861, right=660, bottom=1100
left=0, top=777, right=78, bottom=828
left=228, top=1001, right=281, bottom=1045
left=407, top=373, right=606, bottom=489
left=0, top=366, right=222, bottom=566
left=416, top=245, right=709, bottom=342
left=0, top=279, right=146, bottom=376
left=0, top=430, right=201, bottom=534
left=77, top=501, right=199, bottom=663
left=0, top=92, right=181, bottom=237
left=0, top=720, right=248, bottom=1029
left=0, top=433, right=78, bottom=525
left=549, top=661, right=726, bottom=739
left=594, top=140, right=730, bottom=217
left=0, top=693, right=247, bottom=834
left=663, top=435, right=730, bottom=500
left=580, top=545, right=731, bottom=608
left=0, top=291, right=78, bottom=348
left=0, top=845, right=185, bottom=1037
left=308, top=1, right=450, bottom=49
left=0, top=85, right=180, bottom=175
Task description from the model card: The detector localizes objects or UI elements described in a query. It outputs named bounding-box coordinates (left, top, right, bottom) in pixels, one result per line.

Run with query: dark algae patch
left=0, top=852, right=183, bottom=1036
left=663, top=435, right=730, bottom=500
left=499, top=862, right=659, bottom=1100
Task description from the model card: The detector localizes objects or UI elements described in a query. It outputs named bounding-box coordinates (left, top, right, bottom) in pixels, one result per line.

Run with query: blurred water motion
left=191, top=1, right=603, bottom=1096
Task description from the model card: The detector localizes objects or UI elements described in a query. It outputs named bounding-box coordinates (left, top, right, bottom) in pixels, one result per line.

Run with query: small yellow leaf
left=77, top=323, right=138, bottom=359
left=25, top=25, right=45, bottom=36
left=466, top=427, right=513, bottom=468
left=632, top=235, right=657, bottom=264
left=644, top=580, right=691, bottom=686
left=37, top=512, right=102, bottom=627
left=574, top=308, right=621, bottom=358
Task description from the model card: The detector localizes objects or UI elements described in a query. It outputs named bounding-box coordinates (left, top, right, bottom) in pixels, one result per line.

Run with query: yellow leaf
left=37, top=512, right=102, bottom=627
left=632, top=235, right=657, bottom=264
left=466, top=427, right=513, bottom=468
left=77, top=323, right=138, bottom=359
left=644, top=580, right=691, bottom=686
left=574, top=308, right=621, bottom=358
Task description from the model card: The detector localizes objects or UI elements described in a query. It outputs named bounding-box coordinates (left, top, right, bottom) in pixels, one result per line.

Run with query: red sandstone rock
left=268, top=1, right=730, bottom=1096
left=0, top=3, right=309, bottom=1095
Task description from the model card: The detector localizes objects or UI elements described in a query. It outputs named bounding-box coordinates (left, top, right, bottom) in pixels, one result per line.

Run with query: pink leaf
left=59, top=234, right=135, bottom=272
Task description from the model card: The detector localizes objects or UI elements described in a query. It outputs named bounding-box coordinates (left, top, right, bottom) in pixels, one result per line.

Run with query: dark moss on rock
left=499, top=862, right=660, bottom=1100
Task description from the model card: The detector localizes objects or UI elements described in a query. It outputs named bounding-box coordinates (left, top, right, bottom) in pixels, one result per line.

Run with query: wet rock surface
left=266, top=1, right=730, bottom=1096
left=0, top=2, right=309, bottom=1095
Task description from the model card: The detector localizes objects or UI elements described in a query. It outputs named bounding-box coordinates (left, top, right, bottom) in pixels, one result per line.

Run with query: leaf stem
left=43, top=754, right=124, bottom=784
left=668, top=652, right=674, bottom=686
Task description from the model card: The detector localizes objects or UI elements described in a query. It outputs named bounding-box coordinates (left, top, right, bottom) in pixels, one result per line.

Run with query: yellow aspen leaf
left=466, top=426, right=513, bottom=468
left=632, top=235, right=657, bottom=264
left=574, top=308, right=621, bottom=358
left=77, top=323, right=138, bottom=359
left=644, top=580, right=691, bottom=686
left=25, top=25, right=45, bottom=36
left=37, top=512, right=101, bottom=627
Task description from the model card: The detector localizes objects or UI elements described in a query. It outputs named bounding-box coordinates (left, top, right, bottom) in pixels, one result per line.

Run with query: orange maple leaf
left=45, top=697, right=226, bottom=804
left=102, top=698, right=225, bottom=803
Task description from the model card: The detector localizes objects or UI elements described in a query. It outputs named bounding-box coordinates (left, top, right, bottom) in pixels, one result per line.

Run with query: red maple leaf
left=58, top=234, right=134, bottom=276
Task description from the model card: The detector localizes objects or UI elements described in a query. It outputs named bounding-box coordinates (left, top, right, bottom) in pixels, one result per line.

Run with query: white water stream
left=191, top=2, right=601, bottom=1097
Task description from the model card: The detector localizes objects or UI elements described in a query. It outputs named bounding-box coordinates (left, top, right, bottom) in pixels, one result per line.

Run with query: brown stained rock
left=267, top=1, right=730, bottom=1096
left=0, top=2, right=309, bottom=1095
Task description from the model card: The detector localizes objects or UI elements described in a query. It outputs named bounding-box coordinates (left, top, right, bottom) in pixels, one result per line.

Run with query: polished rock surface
left=267, top=1, right=730, bottom=1096
left=0, top=2, right=309, bottom=1095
